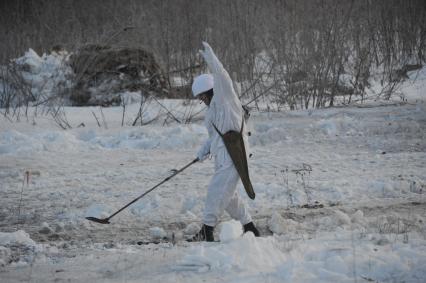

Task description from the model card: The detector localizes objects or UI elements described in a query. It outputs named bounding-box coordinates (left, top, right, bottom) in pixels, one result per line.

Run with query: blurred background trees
left=1, top=0, right=425, bottom=109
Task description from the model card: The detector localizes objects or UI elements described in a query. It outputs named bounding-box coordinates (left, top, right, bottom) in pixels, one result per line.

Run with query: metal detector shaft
left=86, top=158, right=199, bottom=224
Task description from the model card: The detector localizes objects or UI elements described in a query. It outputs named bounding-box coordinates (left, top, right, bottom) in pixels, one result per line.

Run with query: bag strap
left=211, top=122, right=223, bottom=137
left=211, top=116, right=244, bottom=137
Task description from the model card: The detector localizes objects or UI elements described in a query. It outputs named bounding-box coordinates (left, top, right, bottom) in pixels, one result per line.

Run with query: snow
left=0, top=54, right=426, bottom=282
left=400, top=67, right=426, bottom=102
left=0, top=230, right=37, bottom=247
left=11, top=48, right=73, bottom=102
left=174, top=232, right=287, bottom=273
left=219, top=220, right=243, bottom=242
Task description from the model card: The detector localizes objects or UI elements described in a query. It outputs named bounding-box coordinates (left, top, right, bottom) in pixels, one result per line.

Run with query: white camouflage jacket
left=197, top=42, right=249, bottom=160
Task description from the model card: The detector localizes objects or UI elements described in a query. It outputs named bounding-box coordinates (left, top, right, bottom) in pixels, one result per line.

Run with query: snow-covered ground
left=1, top=67, right=425, bottom=282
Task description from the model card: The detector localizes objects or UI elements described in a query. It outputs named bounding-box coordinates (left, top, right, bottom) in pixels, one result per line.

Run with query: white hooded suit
left=197, top=42, right=252, bottom=227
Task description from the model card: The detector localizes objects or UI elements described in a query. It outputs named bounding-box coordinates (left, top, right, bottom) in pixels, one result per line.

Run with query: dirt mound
left=69, top=45, right=168, bottom=106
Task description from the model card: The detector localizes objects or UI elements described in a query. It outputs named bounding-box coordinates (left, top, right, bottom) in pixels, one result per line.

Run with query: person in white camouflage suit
left=190, top=42, right=259, bottom=242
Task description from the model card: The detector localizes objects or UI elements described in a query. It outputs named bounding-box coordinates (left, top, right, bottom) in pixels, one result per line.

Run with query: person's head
left=192, top=74, right=214, bottom=106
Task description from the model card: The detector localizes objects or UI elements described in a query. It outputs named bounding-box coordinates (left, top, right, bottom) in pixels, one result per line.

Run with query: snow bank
left=175, top=227, right=426, bottom=282
left=0, top=129, right=82, bottom=155
left=219, top=220, right=243, bottom=242
left=269, top=212, right=302, bottom=235
left=0, top=230, right=36, bottom=247
left=13, top=48, right=73, bottom=101
left=0, top=230, right=41, bottom=267
left=400, top=67, right=426, bottom=102
left=0, top=123, right=207, bottom=155
left=149, top=227, right=167, bottom=239
left=251, top=102, right=426, bottom=148
left=273, top=233, right=426, bottom=282
left=83, top=124, right=206, bottom=150
left=174, top=233, right=287, bottom=273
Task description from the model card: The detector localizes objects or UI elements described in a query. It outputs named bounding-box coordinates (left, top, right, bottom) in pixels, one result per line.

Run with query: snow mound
left=0, top=230, right=36, bottom=247
left=0, top=230, right=41, bottom=266
left=149, top=227, right=167, bottom=239
left=272, top=233, right=426, bottom=282
left=85, top=124, right=205, bottom=150
left=268, top=212, right=302, bottom=235
left=0, top=123, right=207, bottom=155
left=13, top=48, right=73, bottom=102
left=174, top=232, right=287, bottom=273
left=219, top=220, right=243, bottom=242
left=401, top=67, right=426, bottom=102
left=0, top=129, right=83, bottom=155
left=184, top=223, right=201, bottom=235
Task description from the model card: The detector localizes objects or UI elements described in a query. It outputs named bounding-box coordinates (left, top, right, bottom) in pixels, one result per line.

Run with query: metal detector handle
left=105, top=158, right=199, bottom=221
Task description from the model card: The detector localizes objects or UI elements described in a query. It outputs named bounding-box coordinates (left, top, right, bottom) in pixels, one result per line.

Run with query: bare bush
left=0, top=0, right=424, bottom=111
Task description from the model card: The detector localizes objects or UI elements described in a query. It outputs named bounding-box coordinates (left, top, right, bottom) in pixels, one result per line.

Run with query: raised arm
left=199, top=42, right=241, bottom=112
left=199, top=42, right=226, bottom=74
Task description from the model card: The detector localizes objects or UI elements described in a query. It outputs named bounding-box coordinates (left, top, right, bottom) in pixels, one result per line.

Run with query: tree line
left=1, top=0, right=425, bottom=109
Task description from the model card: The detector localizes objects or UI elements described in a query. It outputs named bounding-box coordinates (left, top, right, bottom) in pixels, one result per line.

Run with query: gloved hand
left=199, top=41, right=213, bottom=59
left=197, top=148, right=209, bottom=162
left=199, top=41, right=223, bottom=73
left=197, top=139, right=211, bottom=162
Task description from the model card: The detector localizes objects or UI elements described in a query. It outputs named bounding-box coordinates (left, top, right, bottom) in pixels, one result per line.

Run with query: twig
left=1, top=110, right=13, bottom=122
left=17, top=170, right=30, bottom=228
left=51, top=106, right=71, bottom=129
left=152, top=96, right=181, bottom=124
left=92, top=110, right=101, bottom=127
left=168, top=64, right=202, bottom=74
left=121, top=103, right=126, bottom=127
left=100, top=107, right=108, bottom=129
left=243, top=80, right=281, bottom=107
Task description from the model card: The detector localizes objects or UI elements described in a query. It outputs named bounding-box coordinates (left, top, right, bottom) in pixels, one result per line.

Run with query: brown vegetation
left=0, top=0, right=425, bottom=109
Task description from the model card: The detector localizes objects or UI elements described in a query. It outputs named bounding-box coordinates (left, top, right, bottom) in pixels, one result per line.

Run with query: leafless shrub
left=1, top=0, right=424, bottom=113
left=132, top=92, right=159, bottom=126
left=0, top=64, right=36, bottom=119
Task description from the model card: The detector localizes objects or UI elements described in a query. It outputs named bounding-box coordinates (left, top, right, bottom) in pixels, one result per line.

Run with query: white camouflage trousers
left=203, top=146, right=252, bottom=227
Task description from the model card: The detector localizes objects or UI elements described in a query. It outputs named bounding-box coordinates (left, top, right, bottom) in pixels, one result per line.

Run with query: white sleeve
left=200, top=42, right=241, bottom=112
left=197, top=138, right=211, bottom=162
left=200, top=42, right=225, bottom=74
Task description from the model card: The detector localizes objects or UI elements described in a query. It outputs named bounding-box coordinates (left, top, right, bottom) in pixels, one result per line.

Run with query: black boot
left=243, top=222, right=260, bottom=237
left=190, top=224, right=214, bottom=242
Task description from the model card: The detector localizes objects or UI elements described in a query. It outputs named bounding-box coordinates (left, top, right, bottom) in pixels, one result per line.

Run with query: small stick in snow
left=92, top=111, right=101, bottom=127
left=100, top=107, right=108, bottom=129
